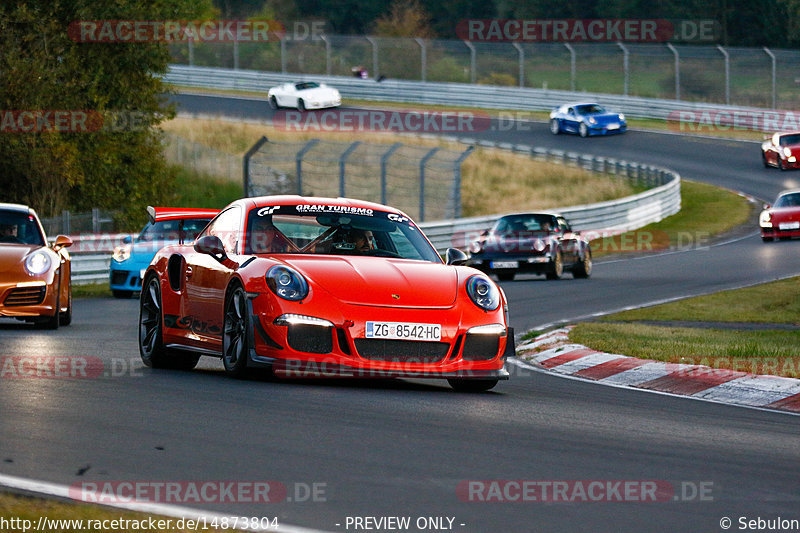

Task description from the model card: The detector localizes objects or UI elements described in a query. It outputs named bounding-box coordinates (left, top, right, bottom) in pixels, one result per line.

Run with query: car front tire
left=222, top=284, right=251, bottom=378
left=297, top=99, right=306, bottom=112
left=578, top=123, right=589, bottom=137
left=549, top=119, right=560, bottom=135
left=269, top=96, right=279, bottom=110
left=545, top=249, right=563, bottom=280
left=572, top=247, right=592, bottom=279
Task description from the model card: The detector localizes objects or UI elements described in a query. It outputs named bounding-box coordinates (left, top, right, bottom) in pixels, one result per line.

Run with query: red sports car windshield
left=774, top=193, right=800, bottom=207
left=244, top=205, right=441, bottom=262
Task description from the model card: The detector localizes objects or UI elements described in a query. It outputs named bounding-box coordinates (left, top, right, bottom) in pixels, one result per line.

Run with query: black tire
left=269, top=96, right=279, bottom=110
left=572, top=247, right=592, bottom=279
left=549, top=119, right=560, bottom=135
left=448, top=378, right=499, bottom=392
left=545, top=249, right=563, bottom=280
left=496, top=271, right=515, bottom=282
left=297, top=99, right=306, bottom=112
left=59, top=275, right=72, bottom=326
left=222, top=284, right=251, bottom=378
left=139, top=275, right=200, bottom=370
left=778, top=156, right=787, bottom=171
left=578, top=123, right=589, bottom=137
left=113, top=289, right=133, bottom=299
left=36, top=285, right=60, bottom=330
left=762, top=236, right=774, bottom=242
left=762, top=151, right=770, bottom=168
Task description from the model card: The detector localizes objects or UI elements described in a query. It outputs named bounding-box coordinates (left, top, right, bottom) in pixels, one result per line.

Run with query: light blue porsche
left=109, top=211, right=214, bottom=298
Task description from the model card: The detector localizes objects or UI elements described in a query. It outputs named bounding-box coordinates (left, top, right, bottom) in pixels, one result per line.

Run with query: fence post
left=717, top=45, right=730, bottom=105
left=339, top=141, right=362, bottom=197
left=419, top=147, right=440, bottom=222
left=92, top=208, right=99, bottom=233
left=764, top=47, right=776, bottom=109
left=295, top=139, right=320, bottom=195
left=512, top=43, right=524, bottom=88
left=464, top=41, right=476, bottom=84
left=366, top=36, right=378, bottom=78
left=62, top=210, right=70, bottom=235
left=667, top=43, right=680, bottom=100
left=453, top=146, right=474, bottom=219
left=564, top=43, right=576, bottom=92
left=243, top=136, right=270, bottom=196
left=281, top=38, right=287, bottom=73
left=233, top=38, right=239, bottom=70
left=617, top=42, right=629, bottom=96
left=188, top=37, right=194, bottom=66
left=415, top=38, right=427, bottom=82
left=321, top=35, right=331, bottom=75
left=380, top=143, right=402, bottom=205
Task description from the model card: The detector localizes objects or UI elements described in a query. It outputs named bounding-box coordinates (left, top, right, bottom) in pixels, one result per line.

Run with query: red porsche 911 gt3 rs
left=760, top=189, right=800, bottom=241
left=139, top=196, right=513, bottom=392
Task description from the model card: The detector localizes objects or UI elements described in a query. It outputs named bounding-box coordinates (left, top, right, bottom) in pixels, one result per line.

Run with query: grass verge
left=161, top=116, right=642, bottom=217
left=589, top=179, right=754, bottom=258
left=0, top=492, right=231, bottom=532
left=72, top=282, right=112, bottom=299
left=566, top=276, right=800, bottom=378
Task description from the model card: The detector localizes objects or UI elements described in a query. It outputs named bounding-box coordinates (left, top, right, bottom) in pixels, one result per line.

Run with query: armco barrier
left=165, top=64, right=779, bottom=126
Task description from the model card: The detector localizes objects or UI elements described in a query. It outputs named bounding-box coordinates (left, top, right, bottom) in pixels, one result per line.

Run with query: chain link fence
left=39, top=208, right=118, bottom=236
left=169, top=36, right=800, bottom=109
left=244, top=137, right=473, bottom=221
left=162, top=132, right=241, bottom=182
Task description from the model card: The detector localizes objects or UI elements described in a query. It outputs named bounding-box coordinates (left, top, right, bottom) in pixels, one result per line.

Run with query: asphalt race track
left=1, top=93, right=798, bottom=533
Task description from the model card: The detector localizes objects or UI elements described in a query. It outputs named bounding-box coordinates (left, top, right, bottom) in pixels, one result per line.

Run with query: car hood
left=585, top=113, right=623, bottom=124
left=299, top=87, right=337, bottom=99
left=768, top=206, right=800, bottom=223
left=281, top=256, right=457, bottom=308
left=0, top=244, right=45, bottom=273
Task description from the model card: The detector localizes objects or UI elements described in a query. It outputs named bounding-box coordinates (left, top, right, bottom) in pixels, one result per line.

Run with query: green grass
left=0, top=492, right=231, bottom=532
left=589, top=180, right=754, bottom=257
left=569, top=322, right=800, bottom=379
left=170, top=166, right=243, bottom=209
left=561, top=276, right=800, bottom=378
left=73, top=282, right=112, bottom=299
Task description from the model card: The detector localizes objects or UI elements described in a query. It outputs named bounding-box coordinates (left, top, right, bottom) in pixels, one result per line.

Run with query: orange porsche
left=139, top=196, right=513, bottom=391
left=0, top=203, right=73, bottom=329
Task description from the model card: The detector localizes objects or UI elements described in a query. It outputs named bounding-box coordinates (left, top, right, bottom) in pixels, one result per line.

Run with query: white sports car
left=268, top=81, right=341, bottom=111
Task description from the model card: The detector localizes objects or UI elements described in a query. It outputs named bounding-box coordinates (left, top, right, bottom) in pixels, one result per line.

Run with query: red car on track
left=761, top=131, right=800, bottom=170
left=760, top=189, right=800, bottom=241
left=139, top=196, right=513, bottom=392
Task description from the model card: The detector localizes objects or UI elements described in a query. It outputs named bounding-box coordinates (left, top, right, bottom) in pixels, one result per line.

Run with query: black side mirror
left=194, top=235, right=227, bottom=261
left=445, top=247, right=468, bottom=265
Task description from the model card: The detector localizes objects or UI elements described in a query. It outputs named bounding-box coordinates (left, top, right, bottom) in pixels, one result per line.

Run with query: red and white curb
left=517, top=327, right=800, bottom=414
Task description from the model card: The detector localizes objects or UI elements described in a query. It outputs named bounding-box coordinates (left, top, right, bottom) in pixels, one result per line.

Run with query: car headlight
left=112, top=245, right=131, bottom=262
left=759, top=211, right=773, bottom=228
left=266, top=265, right=309, bottom=301
left=784, top=147, right=792, bottom=157
left=466, top=275, right=500, bottom=311
left=588, top=117, right=597, bottom=125
left=619, top=114, right=625, bottom=122
left=25, top=251, right=52, bottom=275
left=469, top=241, right=483, bottom=254
left=533, top=239, right=546, bottom=252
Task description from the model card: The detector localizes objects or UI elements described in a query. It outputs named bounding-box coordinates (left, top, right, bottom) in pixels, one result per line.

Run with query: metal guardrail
left=166, top=64, right=780, bottom=125
left=418, top=138, right=680, bottom=250
left=71, top=254, right=111, bottom=285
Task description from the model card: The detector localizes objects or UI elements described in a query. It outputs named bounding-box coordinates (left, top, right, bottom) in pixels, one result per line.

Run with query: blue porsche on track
left=549, top=102, right=627, bottom=137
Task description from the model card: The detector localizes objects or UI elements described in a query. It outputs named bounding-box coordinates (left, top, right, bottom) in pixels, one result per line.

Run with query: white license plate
left=607, top=123, right=620, bottom=130
left=365, top=321, right=441, bottom=341
left=779, top=221, right=800, bottom=230
left=491, top=261, right=519, bottom=269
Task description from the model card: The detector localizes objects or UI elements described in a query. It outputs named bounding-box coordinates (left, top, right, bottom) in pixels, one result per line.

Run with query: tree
left=373, top=0, right=435, bottom=38
left=0, top=0, right=213, bottom=228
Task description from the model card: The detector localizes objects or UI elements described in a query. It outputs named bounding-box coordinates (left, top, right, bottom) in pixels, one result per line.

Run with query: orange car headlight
left=24, top=251, right=52, bottom=275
